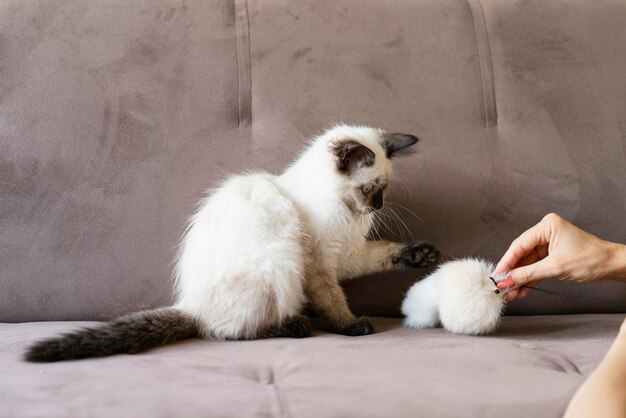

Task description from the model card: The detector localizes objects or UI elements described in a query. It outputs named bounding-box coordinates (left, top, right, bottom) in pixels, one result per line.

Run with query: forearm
left=337, top=241, right=441, bottom=280
left=337, top=241, right=403, bottom=280
left=605, top=243, right=626, bottom=282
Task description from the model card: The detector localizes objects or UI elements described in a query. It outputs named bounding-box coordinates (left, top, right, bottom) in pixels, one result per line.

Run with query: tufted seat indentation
left=1, top=314, right=622, bottom=418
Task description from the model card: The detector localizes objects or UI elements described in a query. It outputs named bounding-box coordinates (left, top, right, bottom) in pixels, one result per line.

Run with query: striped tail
left=24, top=307, right=198, bottom=362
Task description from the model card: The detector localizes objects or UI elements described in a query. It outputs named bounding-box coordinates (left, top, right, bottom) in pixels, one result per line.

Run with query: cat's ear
left=331, top=139, right=376, bottom=174
left=381, top=133, right=419, bottom=158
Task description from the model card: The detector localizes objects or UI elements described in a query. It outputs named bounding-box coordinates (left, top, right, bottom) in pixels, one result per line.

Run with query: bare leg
left=338, top=240, right=441, bottom=280
left=564, top=317, right=626, bottom=418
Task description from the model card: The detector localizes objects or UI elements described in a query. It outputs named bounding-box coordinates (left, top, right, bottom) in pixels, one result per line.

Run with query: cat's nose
left=371, top=190, right=383, bottom=210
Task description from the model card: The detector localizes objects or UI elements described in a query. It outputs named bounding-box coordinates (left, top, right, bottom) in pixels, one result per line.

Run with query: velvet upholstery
left=1, top=0, right=625, bottom=320
left=2, top=1, right=626, bottom=417
left=1, top=315, right=623, bottom=418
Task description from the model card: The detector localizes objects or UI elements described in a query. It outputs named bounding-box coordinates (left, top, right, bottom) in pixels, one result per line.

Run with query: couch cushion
left=1, top=0, right=625, bottom=321
left=1, top=314, right=623, bottom=418
left=0, top=0, right=245, bottom=322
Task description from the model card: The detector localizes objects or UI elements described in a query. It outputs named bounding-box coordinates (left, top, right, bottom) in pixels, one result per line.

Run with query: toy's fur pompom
left=402, top=258, right=505, bottom=335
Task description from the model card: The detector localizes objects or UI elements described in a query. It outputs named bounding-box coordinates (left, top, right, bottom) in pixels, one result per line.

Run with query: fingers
left=503, top=288, right=519, bottom=302
left=518, top=250, right=541, bottom=268
left=498, top=259, right=552, bottom=292
left=503, top=283, right=536, bottom=302
left=493, top=221, right=550, bottom=275
left=517, top=286, right=533, bottom=299
left=495, top=213, right=570, bottom=303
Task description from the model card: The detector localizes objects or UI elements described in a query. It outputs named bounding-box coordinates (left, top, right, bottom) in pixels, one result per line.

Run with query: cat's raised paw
left=340, top=318, right=374, bottom=336
left=394, top=243, right=441, bottom=268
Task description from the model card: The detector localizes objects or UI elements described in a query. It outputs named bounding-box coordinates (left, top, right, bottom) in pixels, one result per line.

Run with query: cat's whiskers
left=368, top=207, right=391, bottom=239
left=365, top=212, right=383, bottom=241
left=394, top=177, right=414, bottom=196
left=372, top=208, right=393, bottom=239
left=356, top=212, right=367, bottom=239
left=373, top=207, right=400, bottom=241
left=370, top=211, right=389, bottom=241
left=376, top=209, right=398, bottom=239
left=382, top=205, right=414, bottom=242
left=386, top=201, right=424, bottom=223
left=392, top=206, right=416, bottom=242
left=368, top=215, right=380, bottom=241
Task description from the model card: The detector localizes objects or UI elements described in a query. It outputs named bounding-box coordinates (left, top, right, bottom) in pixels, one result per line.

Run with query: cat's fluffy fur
left=402, top=258, right=505, bottom=335
left=26, top=124, right=440, bottom=362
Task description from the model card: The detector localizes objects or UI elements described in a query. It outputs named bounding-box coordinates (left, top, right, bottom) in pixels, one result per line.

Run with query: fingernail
left=497, top=278, right=515, bottom=290
left=491, top=271, right=510, bottom=283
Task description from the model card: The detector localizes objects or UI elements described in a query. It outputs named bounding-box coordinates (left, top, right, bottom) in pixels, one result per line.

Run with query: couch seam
left=234, top=0, right=252, bottom=127
left=465, top=0, right=497, bottom=127
left=261, top=368, right=290, bottom=418
left=266, top=382, right=289, bottom=418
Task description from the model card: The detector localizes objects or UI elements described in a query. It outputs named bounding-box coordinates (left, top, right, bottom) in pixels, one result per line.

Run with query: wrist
left=605, top=243, right=626, bottom=282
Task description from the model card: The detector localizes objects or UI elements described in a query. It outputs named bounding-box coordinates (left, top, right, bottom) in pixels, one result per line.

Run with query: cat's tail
left=24, top=307, right=199, bottom=362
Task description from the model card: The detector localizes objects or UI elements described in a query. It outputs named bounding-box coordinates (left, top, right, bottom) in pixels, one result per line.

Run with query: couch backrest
left=1, top=0, right=625, bottom=321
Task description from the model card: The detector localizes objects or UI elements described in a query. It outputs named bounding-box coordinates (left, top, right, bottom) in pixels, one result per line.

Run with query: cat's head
left=327, top=125, right=418, bottom=214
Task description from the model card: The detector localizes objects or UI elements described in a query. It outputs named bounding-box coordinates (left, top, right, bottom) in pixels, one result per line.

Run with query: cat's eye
left=362, top=185, right=372, bottom=194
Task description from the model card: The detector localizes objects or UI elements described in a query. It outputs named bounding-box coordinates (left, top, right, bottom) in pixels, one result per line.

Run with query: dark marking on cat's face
left=329, top=130, right=398, bottom=214
left=371, top=189, right=383, bottom=210
left=331, top=139, right=375, bottom=174
left=359, top=180, right=387, bottom=212
left=381, top=133, right=418, bottom=158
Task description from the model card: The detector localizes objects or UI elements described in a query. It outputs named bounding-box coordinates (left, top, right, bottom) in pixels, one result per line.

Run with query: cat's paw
left=283, top=316, right=313, bottom=338
left=340, top=318, right=374, bottom=336
left=394, top=243, right=441, bottom=268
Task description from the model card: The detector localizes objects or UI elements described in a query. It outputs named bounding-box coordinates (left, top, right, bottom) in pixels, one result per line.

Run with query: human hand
left=493, top=213, right=626, bottom=302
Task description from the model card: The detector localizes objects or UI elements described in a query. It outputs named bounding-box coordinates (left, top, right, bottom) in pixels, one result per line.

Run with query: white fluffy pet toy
left=401, top=258, right=506, bottom=335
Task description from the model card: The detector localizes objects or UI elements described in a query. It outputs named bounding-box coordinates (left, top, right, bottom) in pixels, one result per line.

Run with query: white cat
left=26, top=125, right=440, bottom=362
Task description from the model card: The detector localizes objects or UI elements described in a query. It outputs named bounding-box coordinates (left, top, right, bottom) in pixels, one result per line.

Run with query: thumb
left=497, top=259, right=553, bottom=290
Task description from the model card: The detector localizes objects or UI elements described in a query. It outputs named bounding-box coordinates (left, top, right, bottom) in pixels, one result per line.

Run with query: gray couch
left=1, top=0, right=625, bottom=417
